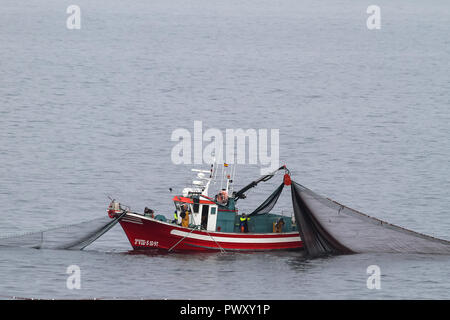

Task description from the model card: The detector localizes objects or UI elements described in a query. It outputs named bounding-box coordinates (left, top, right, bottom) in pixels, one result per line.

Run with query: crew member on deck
left=144, top=207, right=154, bottom=218
left=274, top=218, right=285, bottom=233
left=181, top=204, right=190, bottom=228
left=239, top=213, right=250, bottom=233
left=173, top=210, right=179, bottom=224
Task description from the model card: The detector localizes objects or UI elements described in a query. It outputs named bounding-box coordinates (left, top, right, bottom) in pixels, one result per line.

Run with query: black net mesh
left=0, top=213, right=124, bottom=250
left=248, top=182, right=285, bottom=217
left=291, top=181, right=450, bottom=257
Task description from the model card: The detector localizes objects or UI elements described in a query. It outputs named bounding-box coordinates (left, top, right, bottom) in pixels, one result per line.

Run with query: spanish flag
left=224, top=163, right=229, bottom=167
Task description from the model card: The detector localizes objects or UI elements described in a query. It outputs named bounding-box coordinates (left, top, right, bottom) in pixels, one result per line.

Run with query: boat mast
left=225, top=164, right=234, bottom=195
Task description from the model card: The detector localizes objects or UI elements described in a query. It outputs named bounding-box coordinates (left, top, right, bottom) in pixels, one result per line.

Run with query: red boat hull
left=119, top=213, right=303, bottom=252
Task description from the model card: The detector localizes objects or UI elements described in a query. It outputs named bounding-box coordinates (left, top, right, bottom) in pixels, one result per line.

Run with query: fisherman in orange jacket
left=239, top=213, right=250, bottom=233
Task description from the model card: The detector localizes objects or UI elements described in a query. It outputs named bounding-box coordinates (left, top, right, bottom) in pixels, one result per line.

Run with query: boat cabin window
left=193, top=198, right=200, bottom=213
left=174, top=202, right=180, bottom=215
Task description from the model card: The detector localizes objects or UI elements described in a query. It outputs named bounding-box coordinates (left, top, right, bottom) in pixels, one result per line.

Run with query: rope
left=204, top=229, right=227, bottom=253
left=168, top=225, right=227, bottom=253
left=168, top=225, right=199, bottom=252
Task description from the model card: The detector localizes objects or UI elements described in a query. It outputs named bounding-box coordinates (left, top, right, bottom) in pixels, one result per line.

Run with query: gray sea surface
left=0, top=0, right=449, bottom=299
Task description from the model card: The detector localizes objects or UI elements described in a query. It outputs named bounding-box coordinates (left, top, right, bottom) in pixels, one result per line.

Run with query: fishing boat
left=107, top=164, right=302, bottom=252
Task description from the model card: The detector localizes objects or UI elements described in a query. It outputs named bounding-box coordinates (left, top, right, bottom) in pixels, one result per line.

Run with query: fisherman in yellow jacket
left=181, top=204, right=190, bottom=228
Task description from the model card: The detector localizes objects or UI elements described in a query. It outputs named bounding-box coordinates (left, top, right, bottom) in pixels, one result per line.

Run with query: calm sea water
left=1, top=0, right=449, bottom=299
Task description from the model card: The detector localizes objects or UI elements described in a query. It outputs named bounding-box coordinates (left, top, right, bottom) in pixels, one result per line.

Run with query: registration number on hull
left=134, top=239, right=159, bottom=247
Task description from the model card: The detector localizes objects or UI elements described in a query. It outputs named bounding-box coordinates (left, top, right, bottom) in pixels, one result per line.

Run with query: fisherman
left=274, top=218, right=285, bottom=233
left=172, top=210, right=179, bottom=224
left=239, top=213, right=250, bottom=233
left=180, top=204, right=190, bottom=228
left=144, top=207, right=154, bottom=218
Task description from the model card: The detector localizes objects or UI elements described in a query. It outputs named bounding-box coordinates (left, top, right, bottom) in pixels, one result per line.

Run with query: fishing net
left=291, top=181, right=450, bottom=257
left=0, top=213, right=124, bottom=250
left=248, top=182, right=285, bottom=217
